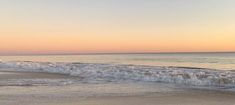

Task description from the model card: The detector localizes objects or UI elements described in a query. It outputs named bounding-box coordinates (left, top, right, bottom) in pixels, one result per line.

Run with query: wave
left=0, top=61, right=235, bottom=87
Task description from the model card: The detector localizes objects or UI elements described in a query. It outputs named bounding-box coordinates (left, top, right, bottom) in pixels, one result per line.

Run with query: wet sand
left=0, top=71, right=70, bottom=79
left=78, top=91, right=235, bottom=105
left=1, top=71, right=235, bottom=105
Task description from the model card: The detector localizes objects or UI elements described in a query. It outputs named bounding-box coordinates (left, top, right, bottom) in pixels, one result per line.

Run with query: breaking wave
left=0, top=61, right=235, bottom=87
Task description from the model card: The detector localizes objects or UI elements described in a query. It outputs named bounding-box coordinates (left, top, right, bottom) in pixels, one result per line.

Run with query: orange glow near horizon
left=1, top=0, right=235, bottom=54
left=1, top=27, right=235, bottom=54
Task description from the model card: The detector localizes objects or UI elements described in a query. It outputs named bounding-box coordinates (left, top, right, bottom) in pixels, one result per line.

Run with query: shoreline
left=1, top=85, right=235, bottom=105
left=0, top=71, right=235, bottom=105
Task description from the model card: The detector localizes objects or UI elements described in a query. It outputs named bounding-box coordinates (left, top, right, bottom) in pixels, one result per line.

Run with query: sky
left=0, top=0, right=235, bottom=54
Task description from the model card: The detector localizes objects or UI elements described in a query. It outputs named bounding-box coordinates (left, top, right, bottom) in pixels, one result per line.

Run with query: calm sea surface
left=1, top=53, right=235, bottom=70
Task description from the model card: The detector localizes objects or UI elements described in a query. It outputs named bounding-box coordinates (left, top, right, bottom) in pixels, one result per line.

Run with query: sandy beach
left=1, top=71, right=235, bottom=105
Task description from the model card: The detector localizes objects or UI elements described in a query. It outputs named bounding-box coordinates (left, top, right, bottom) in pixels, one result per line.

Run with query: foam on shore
left=0, top=61, right=235, bottom=87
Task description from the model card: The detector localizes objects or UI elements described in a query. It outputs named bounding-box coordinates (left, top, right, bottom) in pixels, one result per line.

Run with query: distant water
left=1, top=53, right=235, bottom=70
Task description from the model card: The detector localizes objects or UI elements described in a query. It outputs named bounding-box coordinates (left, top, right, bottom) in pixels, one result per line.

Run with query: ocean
left=1, top=52, right=235, bottom=70
left=0, top=53, right=235, bottom=90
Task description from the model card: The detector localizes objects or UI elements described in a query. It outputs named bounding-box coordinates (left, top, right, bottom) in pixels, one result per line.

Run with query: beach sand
left=0, top=71, right=70, bottom=79
left=1, top=71, right=235, bottom=105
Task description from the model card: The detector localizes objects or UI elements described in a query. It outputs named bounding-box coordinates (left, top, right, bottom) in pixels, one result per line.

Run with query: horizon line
left=1, top=51, right=235, bottom=56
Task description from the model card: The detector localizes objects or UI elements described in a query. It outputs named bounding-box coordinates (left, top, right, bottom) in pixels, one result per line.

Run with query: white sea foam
left=0, top=61, right=235, bottom=87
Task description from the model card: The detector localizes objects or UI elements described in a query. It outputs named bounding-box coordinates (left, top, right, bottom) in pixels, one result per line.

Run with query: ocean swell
left=0, top=61, right=235, bottom=87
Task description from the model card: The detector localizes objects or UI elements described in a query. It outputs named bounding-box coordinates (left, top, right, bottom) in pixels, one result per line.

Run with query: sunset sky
left=0, top=0, right=235, bottom=54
